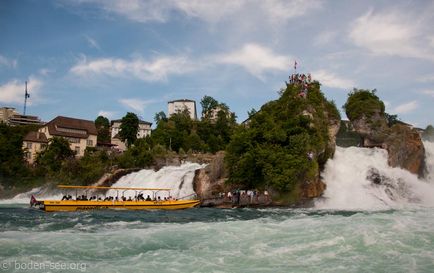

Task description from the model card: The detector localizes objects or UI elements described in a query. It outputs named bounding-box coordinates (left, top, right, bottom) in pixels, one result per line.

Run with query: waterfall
left=316, top=141, right=434, bottom=210
left=105, top=162, right=204, bottom=199
left=1, top=162, right=205, bottom=204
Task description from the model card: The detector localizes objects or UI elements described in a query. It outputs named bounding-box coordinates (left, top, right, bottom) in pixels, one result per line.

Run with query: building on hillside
left=0, top=107, right=19, bottom=123
left=204, top=106, right=234, bottom=123
left=110, top=119, right=152, bottom=152
left=22, top=131, right=48, bottom=164
left=0, top=107, right=44, bottom=126
left=168, top=99, right=197, bottom=120
left=23, top=116, right=98, bottom=164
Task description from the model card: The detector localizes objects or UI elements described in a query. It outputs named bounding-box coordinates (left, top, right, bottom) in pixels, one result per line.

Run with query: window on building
left=87, top=139, right=93, bottom=146
left=75, top=146, right=80, bottom=155
left=65, top=137, right=80, bottom=143
left=27, top=142, right=32, bottom=149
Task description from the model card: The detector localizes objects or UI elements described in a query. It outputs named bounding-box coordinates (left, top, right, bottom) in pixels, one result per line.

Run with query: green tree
left=225, top=81, right=339, bottom=194
left=0, top=123, right=27, bottom=178
left=422, top=125, right=434, bottom=142
left=119, top=112, right=139, bottom=148
left=95, top=115, right=110, bottom=143
left=154, top=111, right=167, bottom=126
left=343, top=89, right=385, bottom=120
left=36, top=137, right=75, bottom=172
left=200, top=95, right=219, bottom=119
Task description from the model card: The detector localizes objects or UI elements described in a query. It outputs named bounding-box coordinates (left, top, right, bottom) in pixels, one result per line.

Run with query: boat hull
left=39, top=200, right=201, bottom=212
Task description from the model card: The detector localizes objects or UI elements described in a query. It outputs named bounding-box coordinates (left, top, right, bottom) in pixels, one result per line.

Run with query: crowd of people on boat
left=61, top=194, right=176, bottom=202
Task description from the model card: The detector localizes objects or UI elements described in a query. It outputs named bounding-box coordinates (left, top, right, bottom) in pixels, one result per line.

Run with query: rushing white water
left=105, top=162, right=204, bottom=199
left=316, top=141, right=434, bottom=210
left=1, top=162, right=204, bottom=204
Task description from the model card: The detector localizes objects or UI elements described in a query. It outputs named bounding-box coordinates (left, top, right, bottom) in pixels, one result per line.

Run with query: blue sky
left=1, top=0, right=434, bottom=128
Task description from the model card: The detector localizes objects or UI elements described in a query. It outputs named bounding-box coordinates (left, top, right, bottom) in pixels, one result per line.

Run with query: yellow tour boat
left=30, top=185, right=201, bottom=212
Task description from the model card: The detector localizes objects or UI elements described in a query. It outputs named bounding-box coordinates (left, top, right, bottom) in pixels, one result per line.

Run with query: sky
left=1, top=0, right=434, bottom=128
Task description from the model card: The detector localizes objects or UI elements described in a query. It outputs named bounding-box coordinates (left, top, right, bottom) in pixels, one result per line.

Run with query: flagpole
left=23, top=81, right=29, bottom=115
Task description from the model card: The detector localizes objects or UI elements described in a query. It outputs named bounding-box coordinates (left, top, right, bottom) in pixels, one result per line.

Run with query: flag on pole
left=294, top=60, right=297, bottom=70
left=30, top=195, right=37, bottom=207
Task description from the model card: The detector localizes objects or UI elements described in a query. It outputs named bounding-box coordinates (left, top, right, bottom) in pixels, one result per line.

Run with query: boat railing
left=177, top=193, right=198, bottom=200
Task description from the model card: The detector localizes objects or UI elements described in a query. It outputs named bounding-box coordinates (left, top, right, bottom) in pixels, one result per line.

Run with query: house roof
left=23, top=131, right=48, bottom=143
left=45, top=116, right=97, bottom=139
left=168, top=99, right=196, bottom=104
left=111, top=119, right=152, bottom=126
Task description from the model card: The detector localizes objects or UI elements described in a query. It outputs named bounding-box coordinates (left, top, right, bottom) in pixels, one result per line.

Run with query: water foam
left=106, top=162, right=204, bottom=199
left=1, top=162, right=205, bottom=204
left=316, top=141, right=434, bottom=210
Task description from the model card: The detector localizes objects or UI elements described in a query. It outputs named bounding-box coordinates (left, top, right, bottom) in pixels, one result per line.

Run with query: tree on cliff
left=119, top=112, right=139, bottom=148
left=225, top=81, right=340, bottom=195
left=95, top=115, right=110, bottom=143
left=422, top=125, right=434, bottom=141
left=343, top=89, right=385, bottom=120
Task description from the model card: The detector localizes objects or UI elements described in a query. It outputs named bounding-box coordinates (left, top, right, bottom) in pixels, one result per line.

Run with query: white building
left=110, top=119, right=152, bottom=151
left=168, top=99, right=197, bottom=120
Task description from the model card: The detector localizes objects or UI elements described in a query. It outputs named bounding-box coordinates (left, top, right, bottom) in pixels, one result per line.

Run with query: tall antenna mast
left=23, top=81, right=30, bottom=115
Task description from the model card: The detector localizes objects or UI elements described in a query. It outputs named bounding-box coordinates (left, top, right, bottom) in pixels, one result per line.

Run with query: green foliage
left=154, top=111, right=167, bottom=126
left=422, top=125, right=434, bottom=142
left=95, top=116, right=110, bottom=143
left=119, top=112, right=139, bottom=147
left=117, top=138, right=154, bottom=168
left=151, top=97, right=237, bottom=154
left=0, top=123, right=28, bottom=178
left=385, top=113, right=399, bottom=127
left=344, top=88, right=385, bottom=121
left=200, top=95, right=219, bottom=119
left=225, top=82, right=339, bottom=194
left=35, top=137, right=75, bottom=172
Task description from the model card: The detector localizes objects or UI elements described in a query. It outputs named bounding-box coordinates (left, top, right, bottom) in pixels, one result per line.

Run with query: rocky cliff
left=345, top=89, right=425, bottom=176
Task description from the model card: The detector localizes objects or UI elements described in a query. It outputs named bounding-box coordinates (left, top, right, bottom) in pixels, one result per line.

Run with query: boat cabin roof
left=58, top=185, right=171, bottom=191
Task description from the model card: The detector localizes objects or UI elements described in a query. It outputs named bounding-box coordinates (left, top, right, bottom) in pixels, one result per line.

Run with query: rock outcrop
left=193, top=152, right=227, bottom=199
left=384, top=124, right=425, bottom=176
left=345, top=90, right=425, bottom=177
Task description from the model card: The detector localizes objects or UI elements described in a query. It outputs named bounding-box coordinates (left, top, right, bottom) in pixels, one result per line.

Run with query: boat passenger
left=146, top=195, right=151, bottom=201
left=127, top=197, right=132, bottom=201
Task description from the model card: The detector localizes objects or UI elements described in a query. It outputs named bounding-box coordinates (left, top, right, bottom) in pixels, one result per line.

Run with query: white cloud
left=98, top=110, right=117, bottom=119
left=70, top=55, right=195, bottom=82
left=417, top=74, right=434, bottom=83
left=0, top=76, right=42, bottom=105
left=0, top=55, right=17, bottom=68
left=216, top=43, right=290, bottom=80
left=84, top=35, right=100, bottom=50
left=119, top=98, right=156, bottom=113
left=420, top=90, right=434, bottom=98
left=314, top=30, right=338, bottom=46
left=68, top=0, right=320, bottom=24
left=259, top=0, right=322, bottom=23
left=429, top=36, right=434, bottom=48
left=311, top=70, right=355, bottom=89
left=349, top=10, right=434, bottom=61
left=393, top=100, right=418, bottom=114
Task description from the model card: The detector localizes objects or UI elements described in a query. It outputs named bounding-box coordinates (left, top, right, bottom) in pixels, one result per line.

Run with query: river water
left=1, top=143, right=434, bottom=272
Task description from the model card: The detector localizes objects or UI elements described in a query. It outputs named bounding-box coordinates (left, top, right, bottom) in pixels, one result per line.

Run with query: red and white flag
left=30, top=195, right=37, bottom=207
left=294, top=60, right=298, bottom=70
